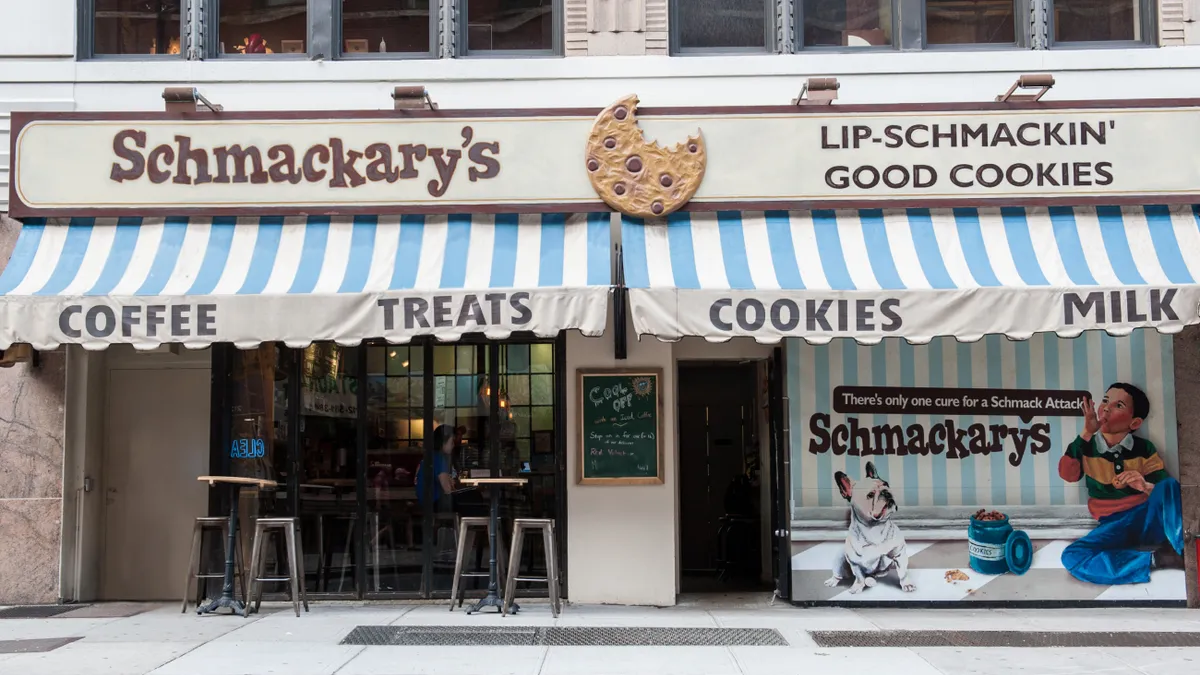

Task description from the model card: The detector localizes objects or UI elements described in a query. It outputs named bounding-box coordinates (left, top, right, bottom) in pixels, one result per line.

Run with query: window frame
left=456, top=0, right=564, bottom=58
left=1045, top=0, right=1157, bottom=48
left=203, top=0, right=316, bottom=60
left=668, top=0, right=778, bottom=55
left=792, top=0, right=902, bottom=52
left=334, top=0, right=440, bottom=59
left=78, top=0, right=189, bottom=60
left=920, top=0, right=1033, bottom=51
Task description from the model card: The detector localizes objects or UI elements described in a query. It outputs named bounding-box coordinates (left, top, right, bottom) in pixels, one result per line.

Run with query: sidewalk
left=1, top=596, right=1198, bottom=675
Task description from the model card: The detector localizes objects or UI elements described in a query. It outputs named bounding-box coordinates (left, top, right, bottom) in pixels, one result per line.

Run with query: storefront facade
left=4, top=85, right=1200, bottom=607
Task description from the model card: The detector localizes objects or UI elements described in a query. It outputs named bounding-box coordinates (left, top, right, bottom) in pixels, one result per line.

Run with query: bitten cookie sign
left=585, top=95, right=707, bottom=218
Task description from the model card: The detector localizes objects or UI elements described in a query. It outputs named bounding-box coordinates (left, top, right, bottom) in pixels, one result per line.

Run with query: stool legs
left=182, top=518, right=244, bottom=613
left=182, top=522, right=204, bottom=613
left=501, top=525, right=525, bottom=616
left=545, top=523, right=562, bottom=617
left=283, top=521, right=302, bottom=617
left=245, top=518, right=307, bottom=618
left=244, top=520, right=265, bottom=618
left=449, top=519, right=471, bottom=610
left=503, top=520, right=561, bottom=618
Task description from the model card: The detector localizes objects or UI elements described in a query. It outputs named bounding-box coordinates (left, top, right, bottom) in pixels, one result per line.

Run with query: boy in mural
left=1059, top=382, right=1185, bottom=585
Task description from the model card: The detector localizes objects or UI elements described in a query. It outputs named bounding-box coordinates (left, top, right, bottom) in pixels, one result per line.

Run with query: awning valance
left=622, top=206, right=1200, bottom=344
left=0, top=214, right=613, bottom=350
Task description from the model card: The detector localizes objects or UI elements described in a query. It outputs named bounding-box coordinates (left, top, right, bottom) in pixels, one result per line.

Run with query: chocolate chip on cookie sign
left=585, top=95, right=706, bottom=219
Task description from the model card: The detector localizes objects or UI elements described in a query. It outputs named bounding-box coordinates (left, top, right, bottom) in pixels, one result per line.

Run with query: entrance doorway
left=678, top=362, right=774, bottom=593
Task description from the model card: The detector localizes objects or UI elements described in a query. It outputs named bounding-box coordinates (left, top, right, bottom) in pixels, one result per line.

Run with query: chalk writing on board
left=579, top=372, right=661, bottom=482
left=231, top=437, right=266, bottom=459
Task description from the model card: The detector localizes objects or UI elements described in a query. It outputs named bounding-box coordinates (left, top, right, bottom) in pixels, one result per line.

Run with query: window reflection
left=802, top=0, right=893, bottom=47
left=1054, top=0, right=1139, bottom=42
left=676, top=0, right=770, bottom=50
left=464, top=0, right=555, bottom=51
left=228, top=344, right=289, bottom=596
left=926, top=0, right=1015, bottom=45
left=297, top=343, right=361, bottom=594
left=342, top=0, right=432, bottom=54
left=219, top=0, right=308, bottom=55
left=93, top=0, right=182, bottom=55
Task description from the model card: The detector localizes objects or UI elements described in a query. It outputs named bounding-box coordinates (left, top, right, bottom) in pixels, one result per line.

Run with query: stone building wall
left=0, top=214, right=65, bottom=604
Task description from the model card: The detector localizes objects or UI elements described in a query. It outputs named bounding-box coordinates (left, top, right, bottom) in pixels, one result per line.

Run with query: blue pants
left=1061, top=478, right=1184, bottom=585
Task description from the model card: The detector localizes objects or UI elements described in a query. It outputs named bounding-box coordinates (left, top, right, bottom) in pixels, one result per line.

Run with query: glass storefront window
left=228, top=344, right=289, bottom=596
left=365, top=344, right=426, bottom=593
left=297, top=343, right=361, bottom=594
left=219, top=338, right=561, bottom=599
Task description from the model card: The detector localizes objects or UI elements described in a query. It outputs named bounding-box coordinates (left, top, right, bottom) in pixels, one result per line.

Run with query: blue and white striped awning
left=0, top=214, right=613, bottom=350
left=622, top=206, right=1200, bottom=344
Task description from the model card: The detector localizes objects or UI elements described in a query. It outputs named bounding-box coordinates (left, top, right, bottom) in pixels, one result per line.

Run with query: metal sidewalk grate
left=341, top=626, right=789, bottom=647
left=810, top=631, right=1200, bottom=648
left=0, top=605, right=88, bottom=619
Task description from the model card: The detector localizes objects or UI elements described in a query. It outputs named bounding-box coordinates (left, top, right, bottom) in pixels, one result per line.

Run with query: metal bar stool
left=182, top=516, right=245, bottom=613
left=449, top=515, right=507, bottom=610
left=245, top=517, right=309, bottom=617
left=502, top=518, right=562, bottom=617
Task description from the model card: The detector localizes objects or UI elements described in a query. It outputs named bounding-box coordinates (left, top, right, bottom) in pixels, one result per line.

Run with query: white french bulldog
left=824, top=462, right=915, bottom=594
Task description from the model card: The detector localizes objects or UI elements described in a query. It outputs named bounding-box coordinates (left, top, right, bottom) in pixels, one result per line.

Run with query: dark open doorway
left=678, top=361, right=774, bottom=593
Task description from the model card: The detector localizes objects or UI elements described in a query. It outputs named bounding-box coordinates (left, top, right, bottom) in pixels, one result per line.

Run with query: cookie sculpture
left=585, top=95, right=706, bottom=219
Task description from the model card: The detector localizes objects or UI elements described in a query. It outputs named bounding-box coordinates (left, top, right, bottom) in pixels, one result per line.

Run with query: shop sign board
left=577, top=369, right=664, bottom=485
left=787, top=330, right=1187, bottom=603
left=10, top=97, right=1200, bottom=217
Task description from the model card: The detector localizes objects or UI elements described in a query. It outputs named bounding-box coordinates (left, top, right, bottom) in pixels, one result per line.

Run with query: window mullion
left=1030, top=0, right=1049, bottom=48
left=778, top=0, right=795, bottom=53
left=310, top=0, right=335, bottom=59
left=897, top=0, right=924, bottom=50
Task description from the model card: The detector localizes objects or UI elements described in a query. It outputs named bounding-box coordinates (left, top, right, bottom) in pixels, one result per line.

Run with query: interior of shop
left=677, top=361, right=777, bottom=594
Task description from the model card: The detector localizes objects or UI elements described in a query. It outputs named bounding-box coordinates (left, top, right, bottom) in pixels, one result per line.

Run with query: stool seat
left=449, top=516, right=508, bottom=610
left=503, top=518, right=562, bottom=617
left=246, top=517, right=308, bottom=618
left=182, top=517, right=245, bottom=613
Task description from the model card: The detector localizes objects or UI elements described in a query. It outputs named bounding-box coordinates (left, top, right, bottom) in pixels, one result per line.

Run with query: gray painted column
left=1172, top=326, right=1199, bottom=608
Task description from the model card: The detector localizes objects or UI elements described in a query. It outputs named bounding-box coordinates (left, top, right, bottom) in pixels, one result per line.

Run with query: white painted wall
left=0, top=0, right=75, bottom=57
left=566, top=308, right=679, bottom=606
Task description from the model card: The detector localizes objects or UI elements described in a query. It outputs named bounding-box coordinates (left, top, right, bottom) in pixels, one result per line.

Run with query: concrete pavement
left=0, top=598, right=1198, bottom=674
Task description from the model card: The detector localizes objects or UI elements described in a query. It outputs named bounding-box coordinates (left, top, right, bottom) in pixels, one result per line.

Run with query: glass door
left=363, top=344, right=427, bottom=594
left=295, top=343, right=361, bottom=596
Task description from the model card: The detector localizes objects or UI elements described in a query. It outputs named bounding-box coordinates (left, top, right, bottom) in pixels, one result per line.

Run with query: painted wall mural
left=787, top=329, right=1187, bottom=602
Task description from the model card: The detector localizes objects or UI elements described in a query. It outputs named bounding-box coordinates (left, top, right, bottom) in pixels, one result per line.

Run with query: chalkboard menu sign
left=577, top=369, right=663, bottom=485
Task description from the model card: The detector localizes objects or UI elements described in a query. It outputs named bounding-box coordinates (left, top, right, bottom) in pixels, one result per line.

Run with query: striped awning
left=621, top=206, right=1200, bottom=344
left=0, top=214, right=612, bottom=350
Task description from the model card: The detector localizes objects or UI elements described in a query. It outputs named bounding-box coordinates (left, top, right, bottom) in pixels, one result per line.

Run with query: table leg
left=198, top=484, right=248, bottom=616
left=466, top=487, right=517, bottom=614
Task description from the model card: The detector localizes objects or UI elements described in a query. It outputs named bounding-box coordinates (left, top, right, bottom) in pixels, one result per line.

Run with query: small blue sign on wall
left=231, top=437, right=266, bottom=459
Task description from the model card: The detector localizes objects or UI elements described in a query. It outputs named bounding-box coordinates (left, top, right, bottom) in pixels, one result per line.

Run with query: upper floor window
left=671, top=0, right=774, bottom=52
left=85, top=0, right=184, bottom=56
left=340, top=0, right=435, bottom=56
left=800, top=0, right=892, bottom=47
left=215, top=0, right=308, bottom=55
left=926, top=0, right=1016, bottom=46
left=1052, top=0, right=1143, bottom=43
left=461, top=0, right=560, bottom=54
